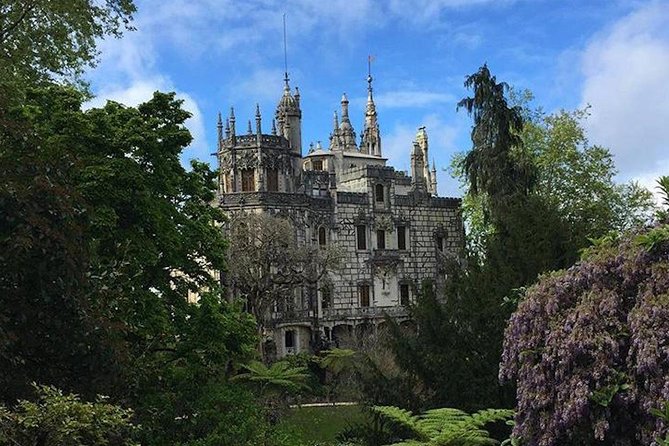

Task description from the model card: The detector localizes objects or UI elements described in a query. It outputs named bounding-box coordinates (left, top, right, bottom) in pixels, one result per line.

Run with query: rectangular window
left=357, top=225, right=367, bottom=250
left=318, top=227, right=327, bottom=247
left=397, top=226, right=406, bottom=250
left=436, top=235, right=444, bottom=252
left=267, top=168, right=278, bottom=191
left=241, top=169, right=255, bottom=192
left=312, top=160, right=323, bottom=171
left=375, top=184, right=385, bottom=202
left=321, top=286, right=331, bottom=309
left=377, top=230, right=385, bottom=250
left=285, top=330, right=295, bottom=348
left=400, top=284, right=410, bottom=306
left=359, top=284, right=370, bottom=307
left=225, top=174, right=233, bottom=193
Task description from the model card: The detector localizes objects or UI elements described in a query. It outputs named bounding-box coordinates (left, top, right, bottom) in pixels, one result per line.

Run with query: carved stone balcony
left=271, top=308, right=316, bottom=325
left=321, top=305, right=409, bottom=322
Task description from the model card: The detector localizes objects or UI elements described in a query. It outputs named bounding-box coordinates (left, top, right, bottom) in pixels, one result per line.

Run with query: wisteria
left=500, top=225, right=669, bottom=445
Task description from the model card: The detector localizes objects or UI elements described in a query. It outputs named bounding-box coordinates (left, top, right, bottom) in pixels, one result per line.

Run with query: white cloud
left=579, top=2, right=669, bottom=182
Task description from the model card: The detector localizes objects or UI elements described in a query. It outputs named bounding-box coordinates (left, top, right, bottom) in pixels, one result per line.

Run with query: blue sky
left=85, top=0, right=669, bottom=199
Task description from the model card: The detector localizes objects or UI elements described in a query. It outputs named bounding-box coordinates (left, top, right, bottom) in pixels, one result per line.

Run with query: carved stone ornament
left=236, top=150, right=258, bottom=169
left=375, top=214, right=394, bottom=232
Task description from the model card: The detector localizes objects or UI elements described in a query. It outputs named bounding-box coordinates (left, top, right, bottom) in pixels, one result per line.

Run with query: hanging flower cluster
left=500, top=225, right=669, bottom=445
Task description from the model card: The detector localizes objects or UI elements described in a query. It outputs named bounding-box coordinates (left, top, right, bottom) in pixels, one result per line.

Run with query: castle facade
left=216, top=73, right=463, bottom=357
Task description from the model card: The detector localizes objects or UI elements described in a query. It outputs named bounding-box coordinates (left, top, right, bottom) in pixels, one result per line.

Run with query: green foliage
left=0, top=0, right=135, bottom=87
left=456, top=64, right=528, bottom=201
left=371, top=405, right=514, bottom=446
left=658, top=176, right=669, bottom=207
left=320, top=349, right=359, bottom=375
left=0, top=85, right=272, bottom=445
left=234, top=360, right=312, bottom=397
left=651, top=402, right=669, bottom=446
left=657, top=176, right=669, bottom=222
left=0, top=385, right=137, bottom=446
left=634, top=224, right=669, bottom=252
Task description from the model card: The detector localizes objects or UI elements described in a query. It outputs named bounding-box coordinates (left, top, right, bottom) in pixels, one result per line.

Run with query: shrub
left=500, top=224, right=669, bottom=445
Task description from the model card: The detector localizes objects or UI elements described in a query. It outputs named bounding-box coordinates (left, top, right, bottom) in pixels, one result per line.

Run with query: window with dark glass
left=318, top=227, right=327, bottom=247
left=321, top=286, right=331, bottom=309
left=356, top=225, right=367, bottom=250
left=436, top=235, right=444, bottom=252
left=377, top=230, right=385, bottom=249
left=241, top=169, right=255, bottom=192
left=400, top=284, right=410, bottom=306
left=375, top=183, right=384, bottom=202
left=267, top=168, right=278, bottom=191
left=312, top=160, right=323, bottom=170
left=397, top=226, right=406, bottom=250
left=359, top=284, right=370, bottom=307
left=285, top=330, right=295, bottom=348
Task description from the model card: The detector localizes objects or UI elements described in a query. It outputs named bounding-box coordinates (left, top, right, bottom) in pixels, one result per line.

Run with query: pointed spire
left=333, top=110, right=339, bottom=130
left=225, top=118, right=230, bottom=138
left=217, top=111, right=223, bottom=143
left=229, top=107, right=236, bottom=136
left=247, top=119, right=252, bottom=134
left=271, top=118, right=277, bottom=135
left=432, top=159, right=437, bottom=172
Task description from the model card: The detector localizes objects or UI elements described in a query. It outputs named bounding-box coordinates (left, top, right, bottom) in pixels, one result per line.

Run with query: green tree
left=0, top=86, right=229, bottom=403
left=0, top=0, right=135, bottom=87
left=456, top=64, right=530, bottom=204
left=0, top=385, right=137, bottom=446
left=226, top=212, right=343, bottom=355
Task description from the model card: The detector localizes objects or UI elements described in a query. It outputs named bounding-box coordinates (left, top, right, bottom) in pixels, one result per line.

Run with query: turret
left=411, top=127, right=429, bottom=193
left=430, top=160, right=438, bottom=196
left=416, top=126, right=431, bottom=185
left=275, top=73, right=302, bottom=155
left=337, top=93, right=357, bottom=151
left=361, top=73, right=381, bottom=156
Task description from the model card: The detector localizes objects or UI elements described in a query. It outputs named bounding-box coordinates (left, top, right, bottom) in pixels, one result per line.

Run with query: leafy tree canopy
left=0, top=0, right=135, bottom=88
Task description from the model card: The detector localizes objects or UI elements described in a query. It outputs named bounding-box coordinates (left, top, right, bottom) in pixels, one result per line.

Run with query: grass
left=277, top=404, right=366, bottom=445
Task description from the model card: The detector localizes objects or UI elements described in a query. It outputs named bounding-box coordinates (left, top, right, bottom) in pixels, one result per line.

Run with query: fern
left=657, top=176, right=669, bottom=208
left=372, top=405, right=514, bottom=446
left=233, top=360, right=311, bottom=396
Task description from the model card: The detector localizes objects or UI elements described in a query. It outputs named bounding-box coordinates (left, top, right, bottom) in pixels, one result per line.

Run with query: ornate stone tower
left=275, top=74, right=302, bottom=156
left=361, top=73, right=381, bottom=157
